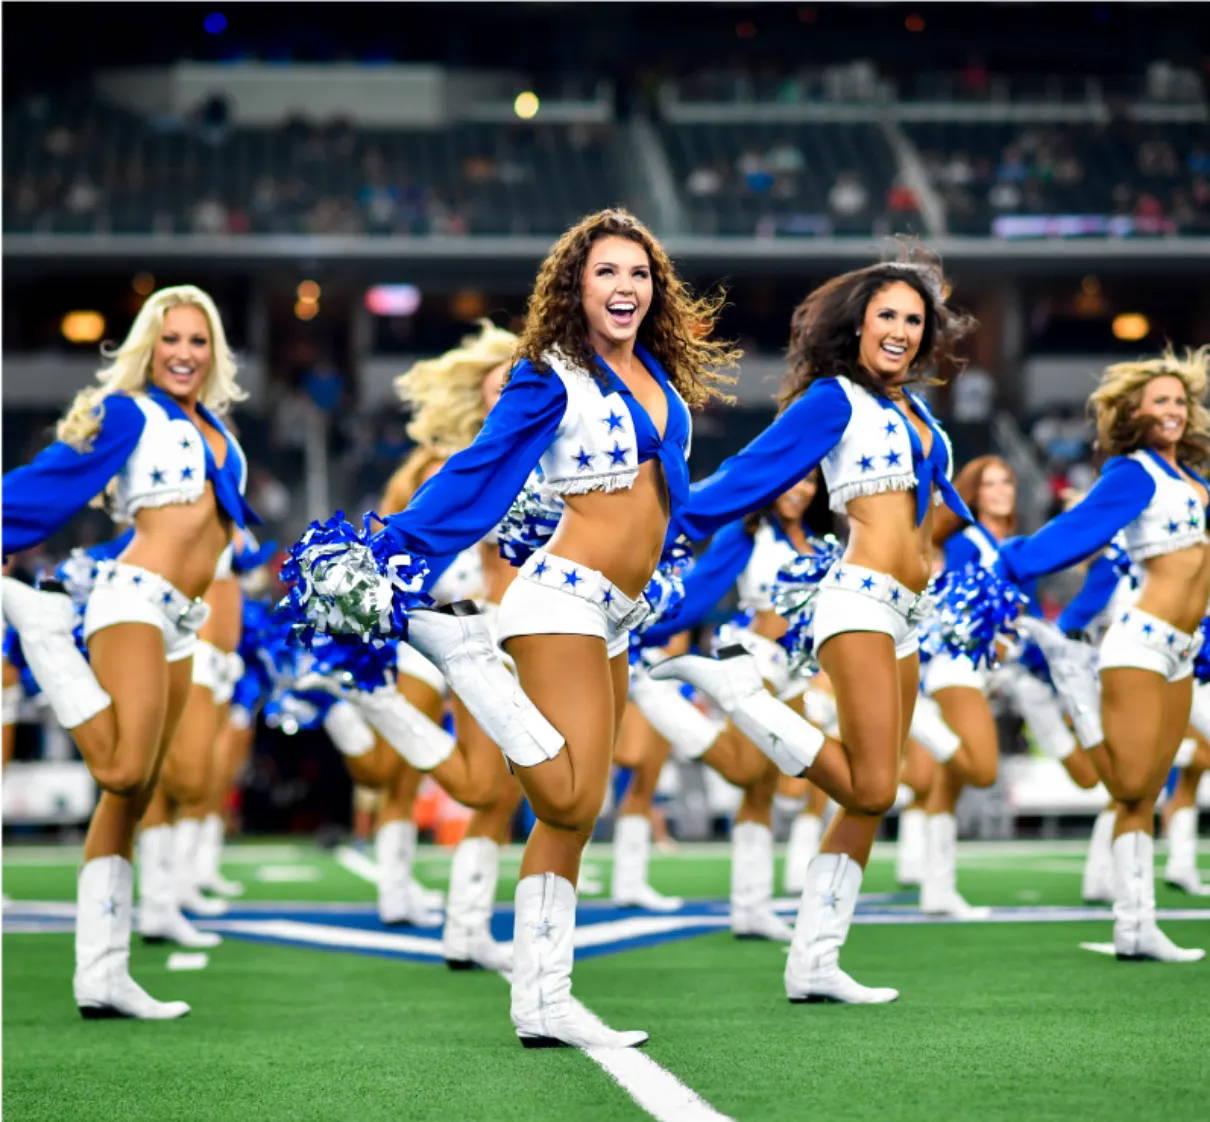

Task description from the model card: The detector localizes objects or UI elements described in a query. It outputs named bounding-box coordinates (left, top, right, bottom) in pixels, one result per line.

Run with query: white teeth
left=608, top=303, right=636, bottom=314
left=168, top=365, right=193, bottom=374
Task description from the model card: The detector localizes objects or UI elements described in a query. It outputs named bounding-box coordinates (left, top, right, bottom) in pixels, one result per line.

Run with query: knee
left=967, top=759, right=998, bottom=789
left=1111, top=771, right=1155, bottom=804
left=92, top=757, right=151, bottom=800
left=848, top=776, right=898, bottom=817
left=531, top=791, right=598, bottom=834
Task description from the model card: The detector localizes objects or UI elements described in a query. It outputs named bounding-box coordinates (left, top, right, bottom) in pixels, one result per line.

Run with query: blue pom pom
left=769, top=536, right=844, bottom=675
left=924, top=563, right=1028, bottom=669
left=308, top=633, right=398, bottom=692
left=636, top=536, right=694, bottom=635
left=1194, top=617, right=1210, bottom=684
left=279, top=511, right=430, bottom=645
left=496, top=485, right=563, bottom=567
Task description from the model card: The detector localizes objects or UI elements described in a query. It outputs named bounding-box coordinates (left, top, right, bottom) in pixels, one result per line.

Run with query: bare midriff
left=843, top=488, right=936, bottom=593
left=118, top=485, right=232, bottom=600
left=546, top=459, right=669, bottom=600
left=1134, top=543, right=1210, bottom=633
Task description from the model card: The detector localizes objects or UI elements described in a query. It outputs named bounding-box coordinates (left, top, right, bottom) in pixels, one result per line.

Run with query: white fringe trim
left=828, top=473, right=919, bottom=511
left=120, top=487, right=206, bottom=517
left=1128, top=536, right=1209, bottom=561
left=545, top=471, right=638, bottom=496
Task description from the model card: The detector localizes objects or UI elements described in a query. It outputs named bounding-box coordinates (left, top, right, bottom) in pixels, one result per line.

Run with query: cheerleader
left=2, top=285, right=258, bottom=1017
left=1004, top=347, right=1210, bottom=962
left=918, top=456, right=1098, bottom=917
left=653, top=247, right=978, bottom=1001
left=287, top=208, right=738, bottom=1046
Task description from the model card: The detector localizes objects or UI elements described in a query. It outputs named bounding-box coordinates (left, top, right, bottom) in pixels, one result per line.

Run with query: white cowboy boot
left=628, top=669, right=722, bottom=762
left=138, top=826, right=221, bottom=948
left=783, top=813, right=823, bottom=895
left=919, top=813, right=991, bottom=919
left=174, top=819, right=228, bottom=917
left=0, top=577, right=111, bottom=730
left=376, top=820, right=442, bottom=927
left=322, top=699, right=377, bottom=757
left=350, top=685, right=455, bottom=771
left=1113, top=831, right=1204, bottom=962
left=443, top=837, right=510, bottom=971
left=195, top=813, right=244, bottom=898
left=909, top=696, right=960, bottom=764
left=406, top=603, right=565, bottom=768
left=649, top=647, right=823, bottom=776
left=1082, top=808, right=1116, bottom=904
left=610, top=815, right=683, bottom=912
left=1010, top=672, right=1077, bottom=760
left=1017, top=618, right=1103, bottom=749
left=1164, top=807, right=1210, bottom=896
left=896, top=807, right=927, bottom=887
left=75, top=855, right=191, bottom=1020
left=731, top=822, right=792, bottom=941
left=511, top=873, right=648, bottom=1048
left=785, top=853, right=898, bottom=1004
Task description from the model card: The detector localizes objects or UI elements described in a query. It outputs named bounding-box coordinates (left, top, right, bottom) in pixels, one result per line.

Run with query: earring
left=855, top=328, right=862, bottom=337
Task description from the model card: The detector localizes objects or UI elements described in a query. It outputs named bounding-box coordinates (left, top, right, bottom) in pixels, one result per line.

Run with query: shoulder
left=784, top=376, right=851, bottom=415
left=504, top=358, right=567, bottom=398
left=95, top=392, right=148, bottom=430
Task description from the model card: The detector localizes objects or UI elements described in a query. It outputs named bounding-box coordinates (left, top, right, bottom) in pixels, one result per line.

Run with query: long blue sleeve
left=642, top=520, right=756, bottom=646
left=676, top=378, right=851, bottom=542
left=998, top=457, right=1155, bottom=584
left=381, top=363, right=566, bottom=559
left=1057, top=554, right=1122, bottom=633
left=2, top=395, right=145, bottom=553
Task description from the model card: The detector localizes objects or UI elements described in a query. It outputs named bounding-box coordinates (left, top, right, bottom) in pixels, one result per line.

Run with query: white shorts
left=1098, top=607, right=1200, bottom=683
left=924, top=652, right=988, bottom=695
left=496, top=550, right=649, bottom=660
left=396, top=640, right=448, bottom=697
left=811, top=564, right=929, bottom=661
left=83, top=562, right=210, bottom=663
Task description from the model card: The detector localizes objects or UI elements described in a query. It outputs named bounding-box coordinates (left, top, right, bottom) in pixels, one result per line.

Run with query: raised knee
left=1112, top=773, right=1154, bottom=804
left=849, top=778, right=897, bottom=817
left=93, top=760, right=149, bottom=800
left=968, top=761, right=998, bottom=789
left=533, top=792, right=597, bottom=834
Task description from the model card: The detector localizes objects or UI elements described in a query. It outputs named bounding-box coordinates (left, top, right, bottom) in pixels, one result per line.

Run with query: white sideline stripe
left=206, top=918, right=443, bottom=955
left=585, top=1036, right=734, bottom=1122
left=574, top=914, right=729, bottom=947
left=1079, top=942, right=1118, bottom=956
left=334, top=846, right=381, bottom=884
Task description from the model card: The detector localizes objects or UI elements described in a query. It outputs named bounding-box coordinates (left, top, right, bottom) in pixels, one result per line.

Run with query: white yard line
left=584, top=1033, right=734, bottom=1122
left=333, top=845, right=381, bottom=884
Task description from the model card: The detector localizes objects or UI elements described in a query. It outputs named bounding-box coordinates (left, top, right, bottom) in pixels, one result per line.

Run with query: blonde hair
left=1090, top=345, right=1210, bottom=469
left=57, top=285, right=244, bottom=450
left=394, top=319, right=518, bottom=455
left=379, top=445, right=449, bottom=516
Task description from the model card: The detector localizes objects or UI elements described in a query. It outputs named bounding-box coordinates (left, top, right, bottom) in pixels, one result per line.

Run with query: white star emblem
left=532, top=919, right=555, bottom=940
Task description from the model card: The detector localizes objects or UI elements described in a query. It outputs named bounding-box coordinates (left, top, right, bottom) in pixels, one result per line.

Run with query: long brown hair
left=932, top=455, right=1016, bottom=547
left=1089, top=346, right=1210, bottom=470
left=778, top=243, right=976, bottom=411
left=515, top=208, right=739, bottom=408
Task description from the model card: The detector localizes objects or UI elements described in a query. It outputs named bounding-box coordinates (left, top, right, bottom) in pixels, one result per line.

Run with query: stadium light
left=365, top=284, right=422, bottom=316
left=131, top=272, right=156, bottom=296
left=513, top=92, right=540, bottom=120
left=297, top=280, right=321, bottom=304
left=294, top=300, right=319, bottom=321
left=203, top=12, right=227, bottom=35
left=905, top=13, right=926, bottom=31
left=60, top=311, right=106, bottom=344
left=1111, top=313, right=1150, bottom=341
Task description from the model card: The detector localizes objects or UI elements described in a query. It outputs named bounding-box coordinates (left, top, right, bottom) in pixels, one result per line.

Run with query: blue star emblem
left=1120, top=612, right=1131, bottom=624
left=150, top=467, right=166, bottom=485
left=833, top=568, right=846, bottom=584
left=533, top=559, right=549, bottom=578
left=131, top=573, right=143, bottom=585
left=1188, top=497, right=1199, bottom=510
left=180, top=436, right=192, bottom=450
left=1141, top=622, right=1154, bottom=636
left=181, top=465, right=195, bottom=480
left=106, top=569, right=117, bottom=582
left=89, top=566, right=99, bottom=580
left=860, top=575, right=876, bottom=591
left=858, top=455, right=874, bottom=472
left=884, top=420, right=897, bottom=436
left=602, top=588, right=614, bottom=605
left=1190, top=517, right=1202, bottom=530
left=890, top=587, right=901, bottom=602
left=608, top=442, right=628, bottom=466
left=603, top=411, right=624, bottom=432
left=884, top=450, right=902, bottom=467
left=562, top=568, right=582, bottom=588
left=1166, top=520, right=1181, bottom=534
left=162, top=591, right=173, bottom=605
left=1166, top=632, right=1176, bottom=646
left=574, top=447, right=593, bottom=471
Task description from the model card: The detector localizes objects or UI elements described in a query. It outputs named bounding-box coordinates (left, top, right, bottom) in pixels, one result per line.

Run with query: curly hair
left=778, top=243, right=976, bottom=410
left=394, top=319, right=518, bottom=455
left=515, top=208, right=739, bottom=408
left=932, top=455, right=1017, bottom=547
left=1090, top=345, right=1210, bottom=470
left=58, top=285, right=244, bottom=450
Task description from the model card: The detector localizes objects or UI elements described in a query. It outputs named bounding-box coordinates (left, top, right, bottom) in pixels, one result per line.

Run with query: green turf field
left=5, top=840, right=1210, bottom=1122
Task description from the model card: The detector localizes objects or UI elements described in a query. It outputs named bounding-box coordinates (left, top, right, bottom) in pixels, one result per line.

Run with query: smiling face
left=857, top=281, right=926, bottom=384
left=1134, top=373, right=1188, bottom=451
left=773, top=472, right=819, bottom=524
left=149, top=304, right=213, bottom=405
left=580, top=234, right=653, bottom=357
left=975, top=462, right=1016, bottom=521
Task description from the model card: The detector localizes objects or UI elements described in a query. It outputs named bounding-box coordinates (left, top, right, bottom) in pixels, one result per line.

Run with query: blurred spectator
left=64, top=176, right=100, bottom=216
left=685, top=162, right=723, bottom=198
left=737, top=148, right=773, bottom=195
left=828, top=171, right=868, bottom=217
left=190, top=195, right=229, bottom=235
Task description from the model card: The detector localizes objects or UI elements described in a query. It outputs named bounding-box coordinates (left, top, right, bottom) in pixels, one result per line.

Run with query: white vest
left=535, top=349, right=690, bottom=496
left=112, top=394, right=247, bottom=522
left=821, top=378, right=952, bottom=514
left=737, top=522, right=798, bottom=614
left=1118, top=450, right=1208, bottom=561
